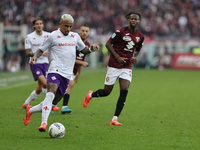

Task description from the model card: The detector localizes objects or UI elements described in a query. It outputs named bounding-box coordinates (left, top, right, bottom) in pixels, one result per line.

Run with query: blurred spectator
left=2, top=38, right=11, bottom=71
left=18, top=38, right=27, bottom=70
left=0, top=0, right=200, bottom=38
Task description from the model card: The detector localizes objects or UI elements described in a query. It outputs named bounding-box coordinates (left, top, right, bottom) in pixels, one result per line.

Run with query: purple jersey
left=73, top=40, right=90, bottom=75
left=108, top=26, right=145, bottom=69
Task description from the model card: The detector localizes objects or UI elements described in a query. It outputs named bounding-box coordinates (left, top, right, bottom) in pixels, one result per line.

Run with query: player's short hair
left=32, top=16, right=44, bottom=26
left=125, top=12, right=141, bottom=20
left=60, top=14, right=74, bottom=23
left=81, top=24, right=89, bottom=28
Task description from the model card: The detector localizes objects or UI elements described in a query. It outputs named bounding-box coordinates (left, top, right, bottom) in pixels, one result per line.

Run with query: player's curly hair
left=125, top=12, right=141, bottom=20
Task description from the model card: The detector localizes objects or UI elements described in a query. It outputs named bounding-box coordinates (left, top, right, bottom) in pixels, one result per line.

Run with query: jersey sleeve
left=39, top=34, right=53, bottom=52
left=76, top=34, right=86, bottom=51
left=25, top=36, right=32, bottom=49
left=109, top=29, right=121, bottom=44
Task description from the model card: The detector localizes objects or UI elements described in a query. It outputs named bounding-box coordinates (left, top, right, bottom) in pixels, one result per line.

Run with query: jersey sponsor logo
left=124, top=41, right=135, bottom=52
left=123, top=36, right=131, bottom=41
left=33, top=37, right=36, bottom=40
left=111, top=33, right=116, bottom=39
left=136, top=37, right=140, bottom=42
left=58, top=43, right=76, bottom=46
left=44, top=35, right=49, bottom=38
left=57, top=36, right=61, bottom=38
left=33, top=44, right=41, bottom=46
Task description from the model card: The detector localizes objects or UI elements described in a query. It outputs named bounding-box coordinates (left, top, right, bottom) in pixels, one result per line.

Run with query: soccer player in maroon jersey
left=61, top=25, right=90, bottom=114
left=83, top=12, right=145, bottom=125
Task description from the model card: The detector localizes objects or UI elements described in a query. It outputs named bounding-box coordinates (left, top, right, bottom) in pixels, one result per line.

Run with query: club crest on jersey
left=36, top=71, right=40, bottom=75
left=51, top=76, right=56, bottom=80
left=106, top=76, right=110, bottom=82
left=123, top=36, right=131, bottom=41
left=136, top=37, right=140, bottom=42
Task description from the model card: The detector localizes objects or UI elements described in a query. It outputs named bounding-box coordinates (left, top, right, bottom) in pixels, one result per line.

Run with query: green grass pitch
left=0, top=68, right=200, bottom=150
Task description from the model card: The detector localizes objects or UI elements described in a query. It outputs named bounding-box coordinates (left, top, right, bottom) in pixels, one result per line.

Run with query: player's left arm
left=130, top=37, right=144, bottom=64
left=42, top=51, right=49, bottom=57
left=75, top=60, right=88, bottom=67
left=80, top=44, right=99, bottom=54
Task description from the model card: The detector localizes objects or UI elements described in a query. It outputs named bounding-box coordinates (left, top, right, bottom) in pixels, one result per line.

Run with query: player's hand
left=130, top=57, right=137, bottom=64
left=30, top=56, right=38, bottom=65
left=117, top=57, right=128, bottom=65
left=91, top=44, right=99, bottom=51
left=74, top=76, right=79, bottom=83
left=82, top=62, right=88, bottom=67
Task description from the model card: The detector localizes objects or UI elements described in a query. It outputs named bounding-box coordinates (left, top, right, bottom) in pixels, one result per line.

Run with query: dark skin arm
left=130, top=50, right=141, bottom=64
left=105, top=40, right=128, bottom=65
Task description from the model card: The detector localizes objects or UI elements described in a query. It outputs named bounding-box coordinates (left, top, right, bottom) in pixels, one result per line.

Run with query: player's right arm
left=25, top=36, right=34, bottom=57
left=30, top=49, right=43, bottom=65
left=25, top=48, right=34, bottom=57
left=106, top=39, right=128, bottom=65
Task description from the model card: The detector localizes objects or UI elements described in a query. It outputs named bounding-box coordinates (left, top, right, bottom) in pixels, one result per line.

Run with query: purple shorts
left=47, top=73, right=70, bottom=96
left=30, top=63, right=49, bottom=81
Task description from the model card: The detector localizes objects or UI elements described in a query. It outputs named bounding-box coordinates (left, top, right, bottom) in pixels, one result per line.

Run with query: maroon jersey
left=73, top=40, right=90, bottom=75
left=108, top=26, right=145, bottom=69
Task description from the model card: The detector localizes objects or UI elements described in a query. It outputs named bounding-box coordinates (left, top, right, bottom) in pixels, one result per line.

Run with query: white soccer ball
left=48, top=122, right=65, bottom=138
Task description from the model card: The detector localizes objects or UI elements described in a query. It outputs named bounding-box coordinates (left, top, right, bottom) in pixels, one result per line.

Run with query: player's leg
left=22, top=82, right=42, bottom=108
left=37, top=75, right=47, bottom=96
left=110, top=68, right=132, bottom=125
left=38, top=82, right=58, bottom=132
left=22, top=64, right=44, bottom=108
left=83, top=66, right=117, bottom=107
left=39, top=73, right=69, bottom=132
left=110, top=79, right=130, bottom=126
left=61, top=80, right=74, bottom=114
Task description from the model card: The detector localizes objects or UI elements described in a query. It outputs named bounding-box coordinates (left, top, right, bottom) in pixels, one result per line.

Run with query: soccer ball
left=48, top=122, right=65, bottom=138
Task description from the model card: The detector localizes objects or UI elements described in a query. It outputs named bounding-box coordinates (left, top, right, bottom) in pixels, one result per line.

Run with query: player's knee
left=43, top=83, right=47, bottom=88
left=69, top=82, right=74, bottom=88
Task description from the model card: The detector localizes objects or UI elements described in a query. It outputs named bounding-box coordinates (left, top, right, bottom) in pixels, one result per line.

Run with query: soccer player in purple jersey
left=83, top=12, right=145, bottom=126
left=22, top=17, right=59, bottom=112
left=61, top=25, right=90, bottom=114
left=24, top=14, right=99, bottom=132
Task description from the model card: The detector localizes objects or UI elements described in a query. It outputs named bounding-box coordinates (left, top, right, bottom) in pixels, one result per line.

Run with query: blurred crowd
left=1, top=0, right=200, bottom=38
